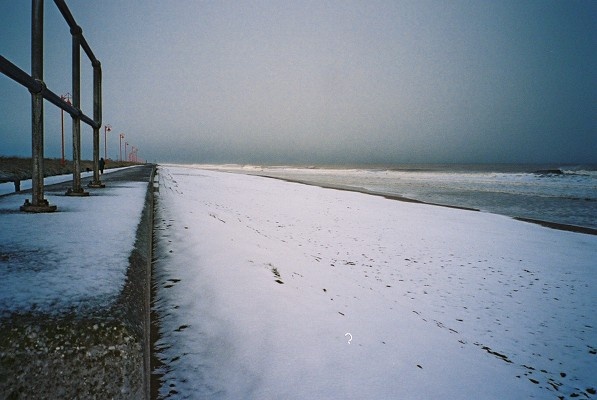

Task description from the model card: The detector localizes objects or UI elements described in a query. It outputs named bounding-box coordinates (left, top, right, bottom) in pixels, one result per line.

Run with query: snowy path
left=0, top=167, right=148, bottom=316
left=152, top=165, right=596, bottom=399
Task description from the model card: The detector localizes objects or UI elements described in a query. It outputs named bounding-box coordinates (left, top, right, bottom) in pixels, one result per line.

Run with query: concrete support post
left=21, top=0, right=57, bottom=212
left=66, top=25, right=88, bottom=196
left=89, top=60, right=104, bottom=188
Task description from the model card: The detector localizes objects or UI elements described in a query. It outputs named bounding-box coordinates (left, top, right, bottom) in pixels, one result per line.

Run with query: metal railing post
left=2, top=1, right=104, bottom=210
left=89, top=60, right=104, bottom=188
left=21, top=0, right=57, bottom=212
left=66, top=25, right=88, bottom=196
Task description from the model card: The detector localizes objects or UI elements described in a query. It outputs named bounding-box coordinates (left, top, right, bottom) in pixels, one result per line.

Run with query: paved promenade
left=0, top=165, right=155, bottom=399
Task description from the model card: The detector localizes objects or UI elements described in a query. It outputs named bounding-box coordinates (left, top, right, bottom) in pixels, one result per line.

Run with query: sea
left=205, top=163, right=597, bottom=231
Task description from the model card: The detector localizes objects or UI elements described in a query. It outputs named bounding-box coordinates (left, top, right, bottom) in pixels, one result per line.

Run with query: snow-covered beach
left=198, top=163, right=597, bottom=231
left=152, top=165, right=596, bottom=399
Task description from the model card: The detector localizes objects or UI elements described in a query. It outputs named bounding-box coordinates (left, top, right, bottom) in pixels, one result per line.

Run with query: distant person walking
left=99, top=157, right=105, bottom=174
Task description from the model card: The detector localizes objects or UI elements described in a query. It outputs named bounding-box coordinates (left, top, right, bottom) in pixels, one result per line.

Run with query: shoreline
left=252, top=173, right=597, bottom=236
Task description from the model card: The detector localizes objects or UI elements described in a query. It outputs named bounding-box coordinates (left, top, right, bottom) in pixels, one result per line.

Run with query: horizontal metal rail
left=53, top=0, right=98, bottom=64
left=0, top=55, right=99, bottom=129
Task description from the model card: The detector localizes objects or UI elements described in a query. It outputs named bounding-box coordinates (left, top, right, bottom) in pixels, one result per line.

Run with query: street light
left=125, top=141, right=129, bottom=162
left=60, top=92, right=71, bottom=165
left=119, top=133, right=125, bottom=161
left=103, top=124, right=112, bottom=160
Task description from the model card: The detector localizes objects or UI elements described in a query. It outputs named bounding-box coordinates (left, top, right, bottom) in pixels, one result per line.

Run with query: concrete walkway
left=0, top=165, right=155, bottom=399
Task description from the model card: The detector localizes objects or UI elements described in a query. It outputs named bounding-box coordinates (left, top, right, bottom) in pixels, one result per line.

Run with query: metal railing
left=0, top=0, right=104, bottom=211
left=0, top=56, right=98, bottom=129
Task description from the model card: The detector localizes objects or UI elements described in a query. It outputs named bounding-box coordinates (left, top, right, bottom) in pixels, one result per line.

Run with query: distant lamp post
left=119, top=133, right=125, bottom=161
left=60, top=92, right=72, bottom=165
left=125, top=141, right=129, bottom=162
left=103, top=124, right=112, bottom=160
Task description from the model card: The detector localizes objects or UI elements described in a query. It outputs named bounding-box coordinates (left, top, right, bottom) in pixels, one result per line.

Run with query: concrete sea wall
left=0, top=165, right=155, bottom=399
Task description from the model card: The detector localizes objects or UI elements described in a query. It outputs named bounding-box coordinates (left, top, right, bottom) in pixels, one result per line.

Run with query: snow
left=0, top=167, right=147, bottom=317
left=1, top=163, right=595, bottom=398
left=152, top=165, right=597, bottom=399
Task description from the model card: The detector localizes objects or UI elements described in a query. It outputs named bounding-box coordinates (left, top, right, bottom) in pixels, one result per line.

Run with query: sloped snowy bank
left=152, top=165, right=596, bottom=399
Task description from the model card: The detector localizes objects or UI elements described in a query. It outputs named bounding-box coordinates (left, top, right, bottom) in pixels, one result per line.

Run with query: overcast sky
left=1, top=1, right=595, bottom=165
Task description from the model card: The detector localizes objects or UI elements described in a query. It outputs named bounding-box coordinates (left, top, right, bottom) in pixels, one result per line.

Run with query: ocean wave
left=533, top=168, right=597, bottom=178
left=561, top=169, right=597, bottom=177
